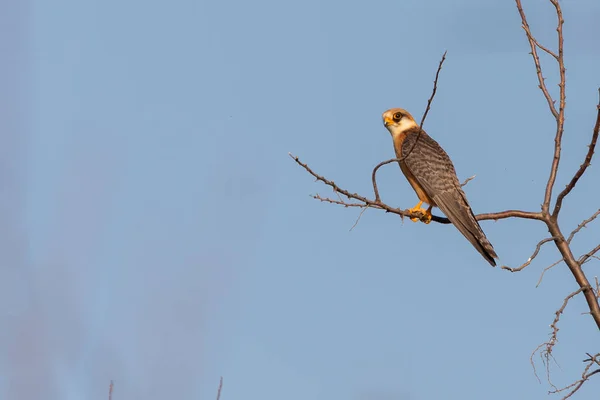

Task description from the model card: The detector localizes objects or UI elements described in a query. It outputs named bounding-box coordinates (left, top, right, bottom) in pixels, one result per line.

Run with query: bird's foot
left=408, top=202, right=432, bottom=224
left=408, top=201, right=425, bottom=223
left=421, top=207, right=433, bottom=224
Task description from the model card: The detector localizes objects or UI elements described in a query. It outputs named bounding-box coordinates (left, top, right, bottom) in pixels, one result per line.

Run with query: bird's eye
left=393, top=112, right=403, bottom=121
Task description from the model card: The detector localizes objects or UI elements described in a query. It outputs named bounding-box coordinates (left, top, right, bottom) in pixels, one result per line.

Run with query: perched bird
left=382, top=108, right=498, bottom=266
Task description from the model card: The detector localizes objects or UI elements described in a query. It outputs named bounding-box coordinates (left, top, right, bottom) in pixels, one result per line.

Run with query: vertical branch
left=402, top=51, right=447, bottom=161
left=514, top=0, right=565, bottom=215
left=548, top=0, right=567, bottom=217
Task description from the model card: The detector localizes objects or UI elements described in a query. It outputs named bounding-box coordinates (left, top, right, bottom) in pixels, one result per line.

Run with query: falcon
left=382, top=108, right=499, bottom=266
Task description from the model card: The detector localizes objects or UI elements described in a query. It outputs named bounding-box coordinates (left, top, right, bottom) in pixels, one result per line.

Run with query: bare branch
left=475, top=210, right=543, bottom=222
left=514, top=0, right=559, bottom=119
left=567, top=209, right=600, bottom=244
left=516, top=0, right=600, bottom=332
left=551, top=288, right=583, bottom=347
left=372, top=158, right=400, bottom=203
left=292, top=153, right=449, bottom=223
left=531, top=289, right=584, bottom=390
left=313, top=195, right=367, bottom=208
left=531, top=36, right=559, bottom=60
left=537, top=258, right=564, bottom=287
left=292, top=153, right=543, bottom=225
left=403, top=51, right=447, bottom=162
left=108, top=381, right=114, bottom=400
left=417, top=51, right=447, bottom=132
left=546, top=222, right=600, bottom=329
left=553, top=93, right=600, bottom=217
left=501, top=237, right=557, bottom=272
left=515, top=0, right=566, bottom=216
left=549, top=353, right=600, bottom=399
left=350, top=206, right=369, bottom=231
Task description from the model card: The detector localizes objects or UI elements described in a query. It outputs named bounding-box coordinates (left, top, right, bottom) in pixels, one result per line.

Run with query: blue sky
left=1, top=0, right=600, bottom=399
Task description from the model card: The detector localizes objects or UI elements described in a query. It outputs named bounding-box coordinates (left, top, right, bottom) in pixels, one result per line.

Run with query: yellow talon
left=408, top=201, right=424, bottom=222
left=408, top=201, right=433, bottom=224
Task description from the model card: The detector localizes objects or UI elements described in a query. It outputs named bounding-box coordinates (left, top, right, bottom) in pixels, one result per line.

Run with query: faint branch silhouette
left=216, top=377, right=223, bottom=400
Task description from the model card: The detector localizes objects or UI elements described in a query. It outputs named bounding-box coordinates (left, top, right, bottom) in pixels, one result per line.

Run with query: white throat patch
left=387, top=117, right=418, bottom=137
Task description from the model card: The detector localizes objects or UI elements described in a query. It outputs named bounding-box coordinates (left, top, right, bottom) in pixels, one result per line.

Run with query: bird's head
left=382, top=108, right=418, bottom=137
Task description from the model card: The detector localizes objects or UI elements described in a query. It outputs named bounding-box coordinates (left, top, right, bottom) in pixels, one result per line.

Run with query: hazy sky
left=1, top=0, right=600, bottom=399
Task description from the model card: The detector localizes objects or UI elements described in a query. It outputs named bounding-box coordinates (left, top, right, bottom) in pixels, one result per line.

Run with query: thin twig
left=514, top=0, right=559, bottom=119
left=567, top=209, right=600, bottom=244
left=537, top=258, right=564, bottom=287
left=350, top=206, right=369, bottom=231
left=531, top=36, right=559, bottom=60
left=550, top=288, right=583, bottom=353
left=549, top=353, right=600, bottom=399
left=460, top=175, right=476, bottom=187
left=501, top=237, right=557, bottom=272
left=531, top=289, right=584, bottom=390
left=108, top=381, right=114, bottom=400
left=403, top=51, right=447, bottom=161
left=372, top=158, right=401, bottom=202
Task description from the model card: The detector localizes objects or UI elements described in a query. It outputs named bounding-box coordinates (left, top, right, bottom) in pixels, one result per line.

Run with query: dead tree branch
left=537, top=258, right=564, bottom=287
left=501, top=237, right=557, bottom=272
left=567, top=209, right=600, bottom=244
left=291, top=153, right=542, bottom=224
left=530, top=289, right=584, bottom=389
left=516, top=0, right=565, bottom=216
left=516, top=0, right=600, bottom=334
left=549, top=353, right=600, bottom=399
